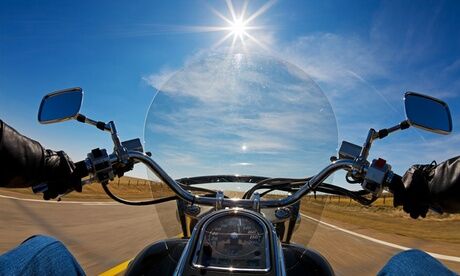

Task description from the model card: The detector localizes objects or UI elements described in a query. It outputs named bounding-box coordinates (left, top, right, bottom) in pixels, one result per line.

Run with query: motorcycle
left=34, top=56, right=452, bottom=275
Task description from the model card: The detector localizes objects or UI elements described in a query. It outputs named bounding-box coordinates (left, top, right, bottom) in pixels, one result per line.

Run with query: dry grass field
left=301, top=195, right=460, bottom=244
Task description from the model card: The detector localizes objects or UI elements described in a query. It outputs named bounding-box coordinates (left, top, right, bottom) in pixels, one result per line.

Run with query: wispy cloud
left=144, top=52, right=337, bottom=178
left=143, top=67, right=177, bottom=91
left=278, top=33, right=386, bottom=87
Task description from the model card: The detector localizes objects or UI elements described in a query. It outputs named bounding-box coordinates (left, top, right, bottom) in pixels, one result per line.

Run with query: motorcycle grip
left=387, top=172, right=403, bottom=193
left=74, top=160, right=89, bottom=179
left=386, top=172, right=405, bottom=207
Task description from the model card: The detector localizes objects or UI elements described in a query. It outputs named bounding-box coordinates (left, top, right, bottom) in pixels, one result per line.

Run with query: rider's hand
left=392, top=165, right=433, bottom=219
left=41, top=150, right=82, bottom=200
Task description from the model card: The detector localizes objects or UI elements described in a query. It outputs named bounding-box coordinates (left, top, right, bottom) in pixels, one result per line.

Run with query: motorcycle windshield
left=144, top=52, right=338, bottom=194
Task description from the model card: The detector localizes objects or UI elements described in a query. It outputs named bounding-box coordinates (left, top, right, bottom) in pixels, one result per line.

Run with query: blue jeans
left=379, top=249, right=457, bottom=276
left=0, top=235, right=85, bottom=276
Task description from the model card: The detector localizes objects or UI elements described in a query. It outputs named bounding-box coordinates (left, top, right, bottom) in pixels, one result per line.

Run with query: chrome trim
left=191, top=209, right=271, bottom=273
left=128, top=150, right=356, bottom=209
left=274, top=231, right=286, bottom=276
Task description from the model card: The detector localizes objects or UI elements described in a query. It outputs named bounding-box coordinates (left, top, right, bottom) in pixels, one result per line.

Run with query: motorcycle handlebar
left=77, top=148, right=398, bottom=208
left=127, top=150, right=359, bottom=208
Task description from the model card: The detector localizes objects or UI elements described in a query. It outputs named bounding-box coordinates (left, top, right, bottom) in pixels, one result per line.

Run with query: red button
left=375, top=158, right=386, bottom=168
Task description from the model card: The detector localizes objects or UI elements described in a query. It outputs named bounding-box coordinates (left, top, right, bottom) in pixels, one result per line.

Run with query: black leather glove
left=0, top=120, right=82, bottom=199
left=392, top=163, right=435, bottom=219
left=41, top=149, right=82, bottom=200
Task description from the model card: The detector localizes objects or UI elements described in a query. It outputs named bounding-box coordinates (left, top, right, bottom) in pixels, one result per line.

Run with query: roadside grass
left=301, top=195, right=460, bottom=244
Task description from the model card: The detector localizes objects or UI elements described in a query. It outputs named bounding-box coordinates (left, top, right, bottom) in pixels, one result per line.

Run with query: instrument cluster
left=192, top=211, right=270, bottom=272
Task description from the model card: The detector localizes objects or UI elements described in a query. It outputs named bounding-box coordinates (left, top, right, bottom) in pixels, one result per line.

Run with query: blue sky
left=1, top=0, right=460, bottom=183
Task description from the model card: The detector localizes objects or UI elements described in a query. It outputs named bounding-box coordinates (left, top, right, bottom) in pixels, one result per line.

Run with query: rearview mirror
left=404, top=92, right=452, bottom=134
left=38, top=87, right=83, bottom=124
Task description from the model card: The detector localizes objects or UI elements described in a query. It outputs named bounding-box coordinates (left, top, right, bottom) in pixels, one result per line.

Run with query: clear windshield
left=144, top=52, right=338, bottom=193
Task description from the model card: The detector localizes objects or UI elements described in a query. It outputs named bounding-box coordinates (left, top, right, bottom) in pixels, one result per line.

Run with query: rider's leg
left=0, top=235, right=85, bottom=276
left=378, top=249, right=456, bottom=276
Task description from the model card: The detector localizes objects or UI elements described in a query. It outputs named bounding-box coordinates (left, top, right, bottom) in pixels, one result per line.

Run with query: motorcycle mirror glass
left=38, top=87, right=83, bottom=124
left=404, top=92, right=452, bottom=134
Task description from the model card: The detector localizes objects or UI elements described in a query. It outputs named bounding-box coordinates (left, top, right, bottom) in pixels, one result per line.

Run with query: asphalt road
left=0, top=196, right=459, bottom=275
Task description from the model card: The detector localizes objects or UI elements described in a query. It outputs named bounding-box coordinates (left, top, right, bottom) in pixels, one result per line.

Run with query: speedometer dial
left=193, top=212, right=270, bottom=271
left=205, top=215, right=264, bottom=257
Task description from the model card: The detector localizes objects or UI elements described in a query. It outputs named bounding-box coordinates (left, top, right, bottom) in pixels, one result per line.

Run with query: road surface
left=0, top=195, right=459, bottom=275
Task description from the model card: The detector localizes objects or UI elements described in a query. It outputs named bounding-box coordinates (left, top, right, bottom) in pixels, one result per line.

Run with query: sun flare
left=230, top=18, right=246, bottom=37
left=209, top=0, right=276, bottom=51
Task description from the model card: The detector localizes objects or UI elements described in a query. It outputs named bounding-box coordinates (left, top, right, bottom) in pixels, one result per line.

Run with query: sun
left=209, top=0, right=276, bottom=51
left=124, top=1, right=275, bottom=52
left=230, top=18, right=246, bottom=37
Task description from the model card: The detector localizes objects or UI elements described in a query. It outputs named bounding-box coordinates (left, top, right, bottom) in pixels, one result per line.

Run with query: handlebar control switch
left=338, top=141, right=363, bottom=160
left=87, top=148, right=115, bottom=185
left=362, top=158, right=391, bottom=196
left=121, top=138, right=143, bottom=153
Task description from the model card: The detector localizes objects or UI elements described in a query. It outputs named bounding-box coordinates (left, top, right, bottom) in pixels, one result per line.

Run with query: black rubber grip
left=74, top=160, right=89, bottom=179
left=388, top=173, right=403, bottom=194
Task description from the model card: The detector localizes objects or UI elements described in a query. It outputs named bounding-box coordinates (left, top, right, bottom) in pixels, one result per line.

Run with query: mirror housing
left=38, top=87, right=83, bottom=124
left=404, top=92, right=452, bottom=135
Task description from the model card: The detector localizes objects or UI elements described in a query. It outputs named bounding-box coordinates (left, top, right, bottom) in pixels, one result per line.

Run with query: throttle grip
left=388, top=172, right=403, bottom=190
left=32, top=161, right=88, bottom=195
left=386, top=172, right=404, bottom=206
left=74, top=160, right=89, bottom=179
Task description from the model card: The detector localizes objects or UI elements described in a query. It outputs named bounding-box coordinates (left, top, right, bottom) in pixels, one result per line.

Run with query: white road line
left=0, top=194, right=119, bottom=205
left=300, top=213, right=460, bottom=263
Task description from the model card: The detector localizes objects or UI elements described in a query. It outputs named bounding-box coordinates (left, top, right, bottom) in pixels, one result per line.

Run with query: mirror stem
left=376, top=120, right=410, bottom=139
left=359, top=128, right=377, bottom=161
left=76, top=114, right=111, bottom=132
left=358, top=121, right=411, bottom=163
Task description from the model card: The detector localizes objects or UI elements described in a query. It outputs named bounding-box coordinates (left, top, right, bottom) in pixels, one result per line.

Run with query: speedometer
left=193, top=211, right=270, bottom=272
left=205, top=215, right=264, bottom=257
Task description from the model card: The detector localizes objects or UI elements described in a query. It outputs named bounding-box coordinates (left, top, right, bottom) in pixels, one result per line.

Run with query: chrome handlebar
left=128, top=150, right=358, bottom=208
